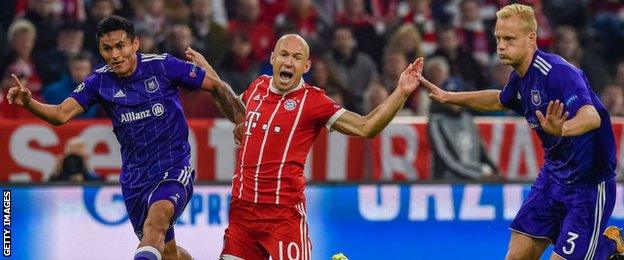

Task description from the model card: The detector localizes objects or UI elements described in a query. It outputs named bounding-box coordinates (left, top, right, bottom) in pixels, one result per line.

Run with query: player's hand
left=6, top=74, right=32, bottom=107
left=536, top=100, right=569, bottom=136
left=185, top=47, right=219, bottom=77
left=233, top=122, right=245, bottom=147
left=419, top=76, right=451, bottom=103
left=397, top=57, right=424, bottom=94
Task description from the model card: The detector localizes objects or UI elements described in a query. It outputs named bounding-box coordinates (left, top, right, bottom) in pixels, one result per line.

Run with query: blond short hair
left=496, top=4, right=537, bottom=33
left=7, top=19, right=37, bottom=43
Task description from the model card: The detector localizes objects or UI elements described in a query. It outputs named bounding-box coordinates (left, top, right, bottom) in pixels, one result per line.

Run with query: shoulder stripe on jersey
left=535, top=55, right=552, bottom=69
left=533, top=63, right=548, bottom=76
left=140, top=53, right=166, bottom=59
left=534, top=58, right=550, bottom=72
left=95, top=65, right=111, bottom=73
left=141, top=57, right=167, bottom=62
left=275, top=89, right=310, bottom=204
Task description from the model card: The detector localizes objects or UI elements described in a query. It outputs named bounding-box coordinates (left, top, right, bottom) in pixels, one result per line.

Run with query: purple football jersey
left=71, top=53, right=206, bottom=188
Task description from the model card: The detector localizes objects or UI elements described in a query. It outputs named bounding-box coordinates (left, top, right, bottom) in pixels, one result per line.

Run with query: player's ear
left=270, top=52, right=275, bottom=66
left=132, top=36, right=140, bottom=51
left=304, top=60, right=311, bottom=74
left=528, top=31, right=537, bottom=46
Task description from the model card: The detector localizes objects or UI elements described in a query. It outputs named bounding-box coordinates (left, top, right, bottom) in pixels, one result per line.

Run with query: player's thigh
left=506, top=231, right=550, bottom=260
left=262, top=203, right=312, bottom=260
left=221, top=198, right=269, bottom=260
left=552, top=180, right=615, bottom=259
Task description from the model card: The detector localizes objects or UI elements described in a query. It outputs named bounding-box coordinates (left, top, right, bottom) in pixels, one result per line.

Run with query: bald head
left=274, top=34, right=310, bottom=60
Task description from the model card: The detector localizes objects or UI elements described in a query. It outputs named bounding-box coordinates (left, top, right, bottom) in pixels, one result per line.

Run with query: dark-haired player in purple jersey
left=6, top=16, right=245, bottom=260
left=419, top=4, right=624, bottom=260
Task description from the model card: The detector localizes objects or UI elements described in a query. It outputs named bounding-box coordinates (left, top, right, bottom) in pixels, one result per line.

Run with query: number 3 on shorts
left=279, top=240, right=301, bottom=260
left=563, top=232, right=579, bottom=255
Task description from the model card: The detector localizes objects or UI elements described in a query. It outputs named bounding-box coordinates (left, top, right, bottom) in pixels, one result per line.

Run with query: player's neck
left=514, top=48, right=537, bottom=77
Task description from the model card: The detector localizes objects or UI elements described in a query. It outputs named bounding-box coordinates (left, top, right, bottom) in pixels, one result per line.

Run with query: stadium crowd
left=1, top=0, right=624, bottom=119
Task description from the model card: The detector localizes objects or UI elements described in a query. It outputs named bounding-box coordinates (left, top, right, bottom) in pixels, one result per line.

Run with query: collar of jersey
left=268, top=76, right=305, bottom=95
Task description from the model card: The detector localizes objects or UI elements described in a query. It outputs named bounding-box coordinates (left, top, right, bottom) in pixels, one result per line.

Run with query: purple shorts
left=121, top=165, right=195, bottom=243
left=510, top=176, right=615, bottom=259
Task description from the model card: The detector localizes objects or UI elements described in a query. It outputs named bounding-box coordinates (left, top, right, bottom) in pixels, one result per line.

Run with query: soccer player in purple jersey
left=6, top=16, right=245, bottom=260
left=419, top=4, right=624, bottom=260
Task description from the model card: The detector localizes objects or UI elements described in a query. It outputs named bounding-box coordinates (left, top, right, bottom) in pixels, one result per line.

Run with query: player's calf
left=136, top=200, right=175, bottom=259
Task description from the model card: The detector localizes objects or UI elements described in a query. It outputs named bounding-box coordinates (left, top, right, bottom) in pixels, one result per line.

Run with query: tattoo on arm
left=210, top=80, right=246, bottom=124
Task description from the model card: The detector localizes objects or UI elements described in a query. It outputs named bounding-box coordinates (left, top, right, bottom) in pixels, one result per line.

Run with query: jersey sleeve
left=240, top=76, right=265, bottom=105
left=499, top=76, right=523, bottom=115
left=548, top=65, right=593, bottom=117
left=164, top=55, right=207, bottom=91
left=309, top=91, right=346, bottom=131
left=69, top=74, right=99, bottom=111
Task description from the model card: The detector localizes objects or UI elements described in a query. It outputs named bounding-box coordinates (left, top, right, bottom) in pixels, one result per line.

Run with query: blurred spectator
left=228, top=0, right=275, bottom=62
left=521, top=0, right=554, bottom=49
left=615, top=61, right=624, bottom=87
left=363, top=82, right=389, bottom=113
left=426, top=57, right=500, bottom=181
left=135, top=0, right=170, bottom=45
left=0, top=19, right=43, bottom=102
left=313, top=0, right=342, bottom=26
left=327, top=25, right=378, bottom=114
left=0, top=67, right=37, bottom=119
left=379, top=50, right=407, bottom=92
left=455, top=0, right=495, bottom=66
left=432, top=25, right=487, bottom=91
left=85, top=0, right=116, bottom=54
left=601, top=84, right=624, bottom=117
left=275, top=0, right=328, bottom=52
left=189, top=0, right=229, bottom=64
left=334, top=0, right=384, bottom=63
left=22, top=0, right=61, bottom=52
left=370, top=0, right=400, bottom=31
left=163, top=24, right=206, bottom=60
left=399, top=0, right=437, bottom=55
left=258, top=0, right=289, bottom=25
left=479, top=58, right=514, bottom=116
left=310, top=56, right=347, bottom=106
left=38, top=21, right=91, bottom=85
left=386, top=24, right=424, bottom=62
left=48, top=137, right=101, bottom=182
left=217, top=33, right=261, bottom=94
left=552, top=26, right=610, bottom=94
left=42, top=52, right=99, bottom=118
left=136, top=26, right=160, bottom=53
left=164, top=0, right=191, bottom=23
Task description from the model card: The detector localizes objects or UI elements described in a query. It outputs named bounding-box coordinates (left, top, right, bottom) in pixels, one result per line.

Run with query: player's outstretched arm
left=185, top=47, right=246, bottom=125
left=536, top=100, right=600, bottom=137
left=418, top=76, right=505, bottom=112
left=6, top=74, right=84, bottom=126
left=331, top=58, right=423, bottom=138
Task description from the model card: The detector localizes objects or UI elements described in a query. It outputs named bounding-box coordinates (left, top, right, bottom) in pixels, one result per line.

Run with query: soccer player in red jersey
left=188, top=34, right=423, bottom=260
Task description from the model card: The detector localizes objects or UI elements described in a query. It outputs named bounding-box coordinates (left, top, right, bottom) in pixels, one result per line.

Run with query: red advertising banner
left=1, top=118, right=623, bottom=182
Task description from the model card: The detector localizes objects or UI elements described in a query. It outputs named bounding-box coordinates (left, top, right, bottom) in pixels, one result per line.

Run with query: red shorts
left=221, top=197, right=312, bottom=260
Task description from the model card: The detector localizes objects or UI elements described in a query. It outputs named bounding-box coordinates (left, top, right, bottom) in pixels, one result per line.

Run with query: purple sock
left=134, top=246, right=161, bottom=260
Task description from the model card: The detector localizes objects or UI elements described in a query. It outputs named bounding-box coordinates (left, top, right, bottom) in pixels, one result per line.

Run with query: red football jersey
left=233, top=75, right=345, bottom=205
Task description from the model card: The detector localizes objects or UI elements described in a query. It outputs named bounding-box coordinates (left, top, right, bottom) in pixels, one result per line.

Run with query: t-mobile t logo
left=245, top=111, right=262, bottom=135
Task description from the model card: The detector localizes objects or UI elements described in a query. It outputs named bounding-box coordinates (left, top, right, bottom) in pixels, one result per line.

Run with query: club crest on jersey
left=284, top=99, right=297, bottom=111
left=145, top=77, right=159, bottom=92
left=531, top=90, right=541, bottom=106
left=189, top=64, right=197, bottom=78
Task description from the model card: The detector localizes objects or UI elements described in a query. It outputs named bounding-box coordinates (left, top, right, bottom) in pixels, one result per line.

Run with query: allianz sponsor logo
left=119, top=103, right=165, bottom=123
left=83, top=187, right=230, bottom=226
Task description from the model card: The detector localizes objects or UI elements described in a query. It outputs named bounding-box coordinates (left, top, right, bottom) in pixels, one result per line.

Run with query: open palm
left=398, top=57, right=424, bottom=94
left=535, top=100, right=569, bottom=136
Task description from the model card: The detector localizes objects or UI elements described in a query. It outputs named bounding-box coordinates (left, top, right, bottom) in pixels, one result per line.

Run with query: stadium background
left=2, top=0, right=624, bottom=259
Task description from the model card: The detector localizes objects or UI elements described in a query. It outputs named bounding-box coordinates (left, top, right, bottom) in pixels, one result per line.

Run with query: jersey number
left=278, top=241, right=300, bottom=260
left=563, top=232, right=579, bottom=255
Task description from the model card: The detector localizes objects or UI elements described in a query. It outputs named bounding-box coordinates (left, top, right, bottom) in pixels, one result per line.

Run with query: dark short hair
left=68, top=52, right=94, bottom=64
left=95, top=15, right=135, bottom=41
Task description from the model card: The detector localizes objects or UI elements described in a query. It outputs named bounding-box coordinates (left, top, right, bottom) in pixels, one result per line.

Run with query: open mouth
left=278, top=70, right=294, bottom=83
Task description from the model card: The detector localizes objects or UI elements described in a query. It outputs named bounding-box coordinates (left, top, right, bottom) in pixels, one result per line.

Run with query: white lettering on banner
left=327, top=132, right=347, bottom=181
left=487, top=121, right=505, bottom=164
left=409, top=185, right=454, bottom=221
left=613, top=184, right=624, bottom=219
left=618, top=135, right=624, bottom=174
left=9, top=125, right=59, bottom=180
left=503, top=184, right=525, bottom=220
left=358, top=185, right=400, bottom=221
left=93, top=187, right=128, bottom=222
left=381, top=124, right=418, bottom=180
left=210, top=121, right=236, bottom=181
left=459, top=185, right=495, bottom=220
left=188, top=129, right=198, bottom=170
left=508, top=122, right=538, bottom=179
left=79, top=126, right=121, bottom=171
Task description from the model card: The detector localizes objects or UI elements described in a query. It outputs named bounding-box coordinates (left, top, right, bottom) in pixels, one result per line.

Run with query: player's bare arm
left=6, top=74, right=84, bottom=125
left=419, top=76, right=506, bottom=112
left=536, top=100, right=600, bottom=137
left=331, top=58, right=423, bottom=138
left=185, top=47, right=246, bottom=125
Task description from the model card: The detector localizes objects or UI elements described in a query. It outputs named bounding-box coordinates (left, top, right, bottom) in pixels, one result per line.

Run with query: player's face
left=98, top=30, right=139, bottom=78
left=494, top=16, right=536, bottom=67
left=270, top=37, right=311, bottom=91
